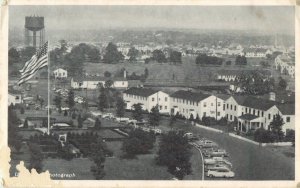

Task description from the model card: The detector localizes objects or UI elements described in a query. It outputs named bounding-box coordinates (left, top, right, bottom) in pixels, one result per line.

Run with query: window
left=218, top=102, right=221, bottom=106
left=230, top=115, right=232, bottom=120
left=152, top=97, right=155, bottom=101
left=203, top=112, right=206, bottom=116
left=193, top=101, right=195, bottom=106
left=227, top=104, right=229, bottom=109
left=204, top=102, right=207, bottom=107
left=223, top=104, right=225, bottom=111
left=268, top=114, right=271, bottom=120
left=15, top=96, right=19, bottom=100
left=234, top=105, right=237, bottom=111
left=183, top=109, right=185, bottom=113
left=253, top=109, right=255, bottom=115
left=165, top=97, right=168, bottom=102
left=230, top=105, right=232, bottom=110
left=190, top=101, right=192, bottom=105
left=217, top=112, right=220, bottom=116
left=242, top=112, right=244, bottom=115
left=165, top=106, right=167, bottom=110
left=245, top=108, right=248, bottom=113
left=286, top=117, right=290, bottom=122
left=261, top=122, right=264, bottom=127
left=257, top=111, right=260, bottom=117
left=159, top=106, right=162, bottom=110
left=262, top=112, right=264, bottom=117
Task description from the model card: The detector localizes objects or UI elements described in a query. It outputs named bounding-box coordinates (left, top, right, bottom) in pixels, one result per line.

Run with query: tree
left=104, top=71, right=111, bottom=78
left=132, top=103, right=143, bottom=122
left=169, top=115, right=176, bottom=130
left=64, top=110, right=68, bottom=116
left=90, top=142, right=106, bottom=179
left=127, top=47, right=139, bottom=62
left=121, top=129, right=156, bottom=158
left=260, top=61, right=270, bottom=68
left=54, top=94, right=62, bottom=113
left=116, top=97, right=126, bottom=119
left=235, top=55, right=247, bottom=65
left=20, top=107, right=25, bottom=114
left=103, top=42, right=124, bottom=64
left=98, top=87, right=108, bottom=112
left=225, top=60, right=232, bottom=65
left=278, top=77, right=287, bottom=90
left=8, top=105, right=23, bottom=152
left=104, top=79, right=114, bottom=89
left=149, top=105, right=160, bottom=128
left=195, top=53, right=223, bottom=66
left=28, top=143, right=44, bottom=173
left=77, top=114, right=83, bottom=128
left=156, top=131, right=192, bottom=180
left=285, top=129, right=295, bottom=145
left=67, top=89, right=75, bottom=109
left=269, top=114, right=284, bottom=141
left=152, top=49, right=167, bottom=63
left=23, top=119, right=29, bottom=128
left=189, top=114, right=194, bottom=121
left=9, top=47, right=20, bottom=64
left=94, top=118, right=101, bottom=130
left=195, top=114, right=200, bottom=123
left=144, top=68, right=149, bottom=79
left=169, top=51, right=182, bottom=64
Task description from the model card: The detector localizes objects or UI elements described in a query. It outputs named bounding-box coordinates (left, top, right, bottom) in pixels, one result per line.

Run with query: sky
left=9, top=5, right=294, bottom=35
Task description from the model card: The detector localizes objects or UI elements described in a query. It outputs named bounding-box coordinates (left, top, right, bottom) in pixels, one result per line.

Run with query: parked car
left=115, top=117, right=130, bottom=123
left=183, top=132, right=199, bottom=141
left=204, top=149, right=229, bottom=157
left=204, top=157, right=232, bottom=167
left=152, top=128, right=162, bottom=135
left=127, top=119, right=138, bottom=125
left=196, top=139, right=218, bottom=148
left=102, top=113, right=114, bottom=119
left=206, top=169, right=235, bottom=178
left=204, top=164, right=230, bottom=172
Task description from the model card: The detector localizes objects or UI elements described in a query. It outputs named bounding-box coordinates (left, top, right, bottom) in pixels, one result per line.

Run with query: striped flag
left=18, top=41, right=48, bottom=85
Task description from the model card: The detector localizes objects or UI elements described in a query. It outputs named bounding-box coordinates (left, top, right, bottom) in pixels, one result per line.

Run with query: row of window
left=172, top=98, right=222, bottom=108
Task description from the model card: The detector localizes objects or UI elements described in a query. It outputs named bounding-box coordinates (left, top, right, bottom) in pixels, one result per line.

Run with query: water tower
left=24, top=16, right=45, bottom=48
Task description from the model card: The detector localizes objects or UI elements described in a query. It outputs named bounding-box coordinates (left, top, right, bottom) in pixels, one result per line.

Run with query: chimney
left=123, top=70, right=127, bottom=78
left=269, top=92, right=276, bottom=101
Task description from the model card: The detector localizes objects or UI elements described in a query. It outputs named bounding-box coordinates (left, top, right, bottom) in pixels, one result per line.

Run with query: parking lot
left=167, top=122, right=295, bottom=180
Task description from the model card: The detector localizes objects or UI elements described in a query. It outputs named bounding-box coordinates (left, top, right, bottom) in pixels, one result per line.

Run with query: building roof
left=277, top=103, right=295, bottom=115
left=238, top=114, right=259, bottom=121
left=123, top=87, right=158, bottom=97
left=231, top=95, right=248, bottom=105
left=73, top=76, right=127, bottom=82
left=170, top=90, right=210, bottom=102
left=54, top=68, right=67, bottom=72
left=242, top=96, right=277, bottom=111
left=243, top=48, right=268, bottom=53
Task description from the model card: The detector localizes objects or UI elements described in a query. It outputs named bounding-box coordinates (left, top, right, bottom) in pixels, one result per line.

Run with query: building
left=170, top=90, right=226, bottom=120
left=216, top=69, right=272, bottom=82
left=123, top=87, right=170, bottom=114
left=53, top=68, right=68, bottom=79
left=71, top=76, right=128, bottom=89
left=275, top=54, right=295, bottom=78
left=242, top=48, right=271, bottom=58
left=8, top=88, right=22, bottom=105
left=225, top=95, right=294, bottom=134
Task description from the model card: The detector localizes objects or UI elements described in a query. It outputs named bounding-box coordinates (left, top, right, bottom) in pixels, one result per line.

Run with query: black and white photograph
left=6, top=4, right=295, bottom=182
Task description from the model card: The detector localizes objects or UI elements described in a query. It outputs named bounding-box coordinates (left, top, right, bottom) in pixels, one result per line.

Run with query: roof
left=231, top=95, right=248, bottom=105
left=277, top=103, right=295, bottom=115
left=215, top=94, right=231, bottom=101
left=54, top=68, right=67, bottom=72
left=217, top=69, right=271, bottom=76
left=243, top=48, right=268, bottom=53
left=170, top=90, right=210, bottom=102
left=73, top=76, right=127, bottom=82
left=123, top=87, right=158, bottom=97
left=242, top=96, right=277, bottom=111
left=238, top=114, right=259, bottom=121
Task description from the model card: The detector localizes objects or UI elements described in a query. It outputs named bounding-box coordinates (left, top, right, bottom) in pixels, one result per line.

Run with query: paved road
left=169, top=124, right=295, bottom=180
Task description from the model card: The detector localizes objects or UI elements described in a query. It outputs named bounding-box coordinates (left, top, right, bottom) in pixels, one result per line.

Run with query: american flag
left=18, top=41, right=48, bottom=85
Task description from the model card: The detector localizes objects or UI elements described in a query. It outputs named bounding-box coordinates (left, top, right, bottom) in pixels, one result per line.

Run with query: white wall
left=8, top=94, right=22, bottom=105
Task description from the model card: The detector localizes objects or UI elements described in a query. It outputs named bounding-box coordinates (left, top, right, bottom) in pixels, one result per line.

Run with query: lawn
left=43, top=158, right=95, bottom=180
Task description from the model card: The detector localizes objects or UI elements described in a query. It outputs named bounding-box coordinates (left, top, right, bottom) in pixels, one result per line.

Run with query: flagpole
left=47, top=41, right=50, bottom=135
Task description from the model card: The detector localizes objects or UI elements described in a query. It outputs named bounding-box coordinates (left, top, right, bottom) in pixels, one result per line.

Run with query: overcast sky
left=9, top=5, right=294, bottom=35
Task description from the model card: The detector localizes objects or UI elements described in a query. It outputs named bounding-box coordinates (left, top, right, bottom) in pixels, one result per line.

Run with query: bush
left=20, top=107, right=25, bottom=114
left=218, top=117, right=228, bottom=126
left=285, top=129, right=295, bottom=144
left=254, top=128, right=276, bottom=143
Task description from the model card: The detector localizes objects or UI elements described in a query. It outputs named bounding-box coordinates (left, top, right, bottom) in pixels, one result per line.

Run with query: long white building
left=71, top=76, right=128, bottom=89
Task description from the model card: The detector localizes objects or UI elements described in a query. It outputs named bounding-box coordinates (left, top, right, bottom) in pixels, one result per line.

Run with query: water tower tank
left=24, top=16, right=45, bottom=48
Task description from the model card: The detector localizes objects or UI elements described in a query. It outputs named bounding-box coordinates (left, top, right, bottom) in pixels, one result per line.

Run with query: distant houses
left=275, top=54, right=295, bottom=78
left=242, top=48, right=271, bottom=58
left=53, top=68, right=68, bottom=79
left=216, top=69, right=272, bottom=82
left=71, top=76, right=128, bottom=89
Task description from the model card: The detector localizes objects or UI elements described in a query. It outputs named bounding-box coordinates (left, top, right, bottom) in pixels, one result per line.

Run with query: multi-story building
left=275, top=54, right=295, bottom=78
left=53, top=68, right=67, bottom=79
left=170, top=90, right=226, bottom=120
left=123, top=87, right=170, bottom=114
